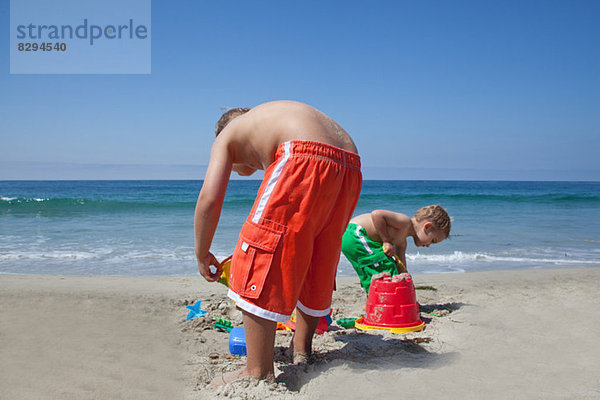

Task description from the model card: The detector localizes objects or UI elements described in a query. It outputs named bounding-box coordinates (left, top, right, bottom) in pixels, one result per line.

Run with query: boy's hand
left=197, top=252, right=222, bottom=282
left=382, top=242, right=395, bottom=257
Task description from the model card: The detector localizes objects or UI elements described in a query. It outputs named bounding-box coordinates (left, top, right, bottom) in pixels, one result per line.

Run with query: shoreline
left=2, top=267, right=600, bottom=399
left=2, top=262, right=599, bottom=279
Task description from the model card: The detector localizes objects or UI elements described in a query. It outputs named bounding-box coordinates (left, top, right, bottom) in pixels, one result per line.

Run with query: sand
left=1, top=268, right=599, bottom=400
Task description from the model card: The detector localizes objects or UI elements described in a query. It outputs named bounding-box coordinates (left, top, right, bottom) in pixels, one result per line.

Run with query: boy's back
left=350, top=212, right=411, bottom=245
left=213, top=101, right=357, bottom=173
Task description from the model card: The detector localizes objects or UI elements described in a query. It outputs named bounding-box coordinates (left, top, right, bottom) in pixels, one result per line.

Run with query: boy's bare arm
left=194, top=141, right=233, bottom=281
left=370, top=210, right=411, bottom=257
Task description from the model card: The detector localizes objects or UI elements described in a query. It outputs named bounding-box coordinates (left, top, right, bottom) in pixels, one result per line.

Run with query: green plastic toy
left=214, top=318, right=234, bottom=332
left=336, top=318, right=357, bottom=328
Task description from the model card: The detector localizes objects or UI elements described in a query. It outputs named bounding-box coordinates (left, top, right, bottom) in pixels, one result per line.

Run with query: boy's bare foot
left=293, top=352, right=312, bottom=364
left=209, top=368, right=275, bottom=388
left=209, top=369, right=243, bottom=388
left=287, top=337, right=313, bottom=364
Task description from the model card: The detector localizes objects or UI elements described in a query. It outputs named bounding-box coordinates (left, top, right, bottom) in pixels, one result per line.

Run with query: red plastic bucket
left=355, top=273, right=425, bottom=333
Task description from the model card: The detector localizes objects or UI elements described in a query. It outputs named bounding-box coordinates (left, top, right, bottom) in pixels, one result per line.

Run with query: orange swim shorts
left=227, top=140, right=362, bottom=322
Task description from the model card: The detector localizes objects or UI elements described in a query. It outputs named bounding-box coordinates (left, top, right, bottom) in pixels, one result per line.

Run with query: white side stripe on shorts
left=356, top=225, right=373, bottom=254
left=251, top=141, right=291, bottom=224
left=356, top=224, right=379, bottom=267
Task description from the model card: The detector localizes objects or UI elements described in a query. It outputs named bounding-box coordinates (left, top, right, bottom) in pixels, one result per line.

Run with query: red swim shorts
left=228, top=140, right=362, bottom=322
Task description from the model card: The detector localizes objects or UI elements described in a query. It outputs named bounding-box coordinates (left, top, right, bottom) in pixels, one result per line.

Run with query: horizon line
left=1, top=161, right=598, bottom=182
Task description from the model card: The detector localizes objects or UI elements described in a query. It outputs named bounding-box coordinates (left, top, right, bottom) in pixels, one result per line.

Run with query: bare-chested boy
left=194, top=100, right=362, bottom=384
left=342, top=206, right=450, bottom=292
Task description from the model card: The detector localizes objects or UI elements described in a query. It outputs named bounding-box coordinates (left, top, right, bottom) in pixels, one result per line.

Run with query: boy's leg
left=242, top=310, right=277, bottom=379
left=291, top=307, right=320, bottom=363
left=212, top=310, right=277, bottom=387
left=294, top=161, right=362, bottom=359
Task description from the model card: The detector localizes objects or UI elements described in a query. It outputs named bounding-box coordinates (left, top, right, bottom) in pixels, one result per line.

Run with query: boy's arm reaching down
left=194, top=141, right=233, bottom=281
left=370, top=210, right=411, bottom=257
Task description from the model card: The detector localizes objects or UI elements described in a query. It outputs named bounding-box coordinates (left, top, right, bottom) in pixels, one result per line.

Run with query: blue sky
left=1, top=1, right=599, bottom=180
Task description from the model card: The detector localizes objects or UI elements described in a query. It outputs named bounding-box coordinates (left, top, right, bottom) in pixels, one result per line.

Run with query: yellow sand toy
left=217, top=255, right=233, bottom=287
left=382, top=244, right=407, bottom=273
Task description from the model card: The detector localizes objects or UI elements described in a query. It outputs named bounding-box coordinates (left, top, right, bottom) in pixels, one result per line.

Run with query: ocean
left=1, top=180, right=599, bottom=276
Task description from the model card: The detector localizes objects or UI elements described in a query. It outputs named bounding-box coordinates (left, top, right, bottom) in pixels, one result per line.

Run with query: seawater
left=1, top=180, right=599, bottom=276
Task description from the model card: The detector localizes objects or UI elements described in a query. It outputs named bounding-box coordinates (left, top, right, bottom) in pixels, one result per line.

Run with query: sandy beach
left=1, top=268, right=599, bottom=400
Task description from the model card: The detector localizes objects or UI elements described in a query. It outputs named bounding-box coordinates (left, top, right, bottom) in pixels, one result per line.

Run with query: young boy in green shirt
left=341, top=205, right=451, bottom=292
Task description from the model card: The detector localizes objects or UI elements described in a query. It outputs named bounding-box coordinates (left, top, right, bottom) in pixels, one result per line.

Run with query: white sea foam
left=406, top=251, right=600, bottom=265
left=2, top=246, right=598, bottom=278
left=336, top=250, right=599, bottom=277
left=0, top=251, right=96, bottom=261
left=0, top=196, right=48, bottom=202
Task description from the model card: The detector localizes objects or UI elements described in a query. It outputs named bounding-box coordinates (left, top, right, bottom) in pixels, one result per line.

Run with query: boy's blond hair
left=414, top=205, right=451, bottom=238
left=215, top=107, right=251, bottom=136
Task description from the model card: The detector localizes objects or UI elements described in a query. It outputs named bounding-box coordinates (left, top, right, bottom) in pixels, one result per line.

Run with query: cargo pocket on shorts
left=229, top=220, right=283, bottom=299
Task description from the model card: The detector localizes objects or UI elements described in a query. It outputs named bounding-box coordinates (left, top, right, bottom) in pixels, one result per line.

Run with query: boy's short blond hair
left=414, top=205, right=451, bottom=238
left=215, top=107, right=251, bottom=136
